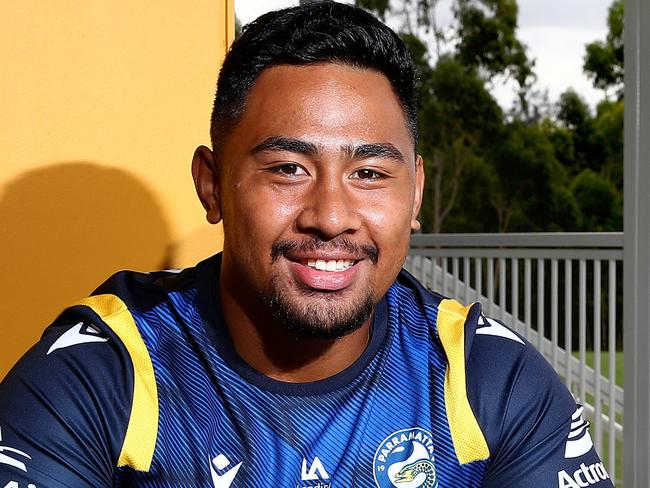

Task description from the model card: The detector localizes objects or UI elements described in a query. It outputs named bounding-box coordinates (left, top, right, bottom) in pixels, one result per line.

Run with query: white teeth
left=306, top=259, right=355, bottom=272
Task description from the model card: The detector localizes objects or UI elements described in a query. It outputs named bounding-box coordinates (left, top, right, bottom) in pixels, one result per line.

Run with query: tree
left=571, top=169, right=622, bottom=231
left=454, top=0, right=533, bottom=93
left=357, top=0, right=530, bottom=232
left=546, top=90, right=623, bottom=231
left=358, top=0, right=533, bottom=85
left=418, top=55, right=503, bottom=232
left=583, top=0, right=624, bottom=97
left=591, top=99, right=623, bottom=189
left=553, top=89, right=598, bottom=176
left=356, top=0, right=623, bottom=233
left=487, top=121, right=578, bottom=232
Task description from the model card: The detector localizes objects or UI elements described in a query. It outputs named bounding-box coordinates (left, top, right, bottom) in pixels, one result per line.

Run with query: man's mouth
left=304, top=258, right=356, bottom=272
left=271, top=238, right=379, bottom=265
left=285, top=257, right=362, bottom=291
left=271, top=238, right=377, bottom=292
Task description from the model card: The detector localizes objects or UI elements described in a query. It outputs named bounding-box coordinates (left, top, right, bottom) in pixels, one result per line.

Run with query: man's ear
left=191, top=145, right=222, bottom=224
left=411, top=154, right=425, bottom=232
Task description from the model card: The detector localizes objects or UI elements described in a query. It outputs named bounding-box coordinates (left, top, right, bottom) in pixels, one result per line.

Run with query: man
left=0, top=2, right=613, bottom=487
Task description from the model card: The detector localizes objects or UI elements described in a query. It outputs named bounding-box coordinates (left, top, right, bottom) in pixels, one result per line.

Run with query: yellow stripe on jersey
left=437, top=299, right=490, bottom=464
left=75, top=294, right=158, bottom=472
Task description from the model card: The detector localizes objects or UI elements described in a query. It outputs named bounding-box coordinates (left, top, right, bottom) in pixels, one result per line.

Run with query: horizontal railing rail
left=410, top=232, right=624, bottom=248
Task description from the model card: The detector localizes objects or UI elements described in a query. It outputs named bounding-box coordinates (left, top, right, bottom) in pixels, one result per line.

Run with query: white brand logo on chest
left=209, top=453, right=242, bottom=488
left=297, top=456, right=331, bottom=488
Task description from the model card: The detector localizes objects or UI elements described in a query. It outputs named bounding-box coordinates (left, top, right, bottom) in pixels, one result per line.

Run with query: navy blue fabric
left=0, top=309, right=133, bottom=487
left=465, top=316, right=613, bottom=487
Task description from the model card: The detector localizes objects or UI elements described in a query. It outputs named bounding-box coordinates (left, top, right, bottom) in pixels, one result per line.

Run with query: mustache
left=271, top=237, right=379, bottom=264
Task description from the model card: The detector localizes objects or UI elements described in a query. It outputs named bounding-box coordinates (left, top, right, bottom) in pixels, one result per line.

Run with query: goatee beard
left=261, top=281, right=375, bottom=339
left=262, top=236, right=379, bottom=339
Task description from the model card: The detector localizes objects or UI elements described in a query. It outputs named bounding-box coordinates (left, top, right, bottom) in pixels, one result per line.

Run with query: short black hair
left=210, top=1, right=418, bottom=154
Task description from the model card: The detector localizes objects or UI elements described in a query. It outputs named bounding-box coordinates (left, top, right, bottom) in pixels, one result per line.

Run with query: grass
left=584, top=350, right=624, bottom=387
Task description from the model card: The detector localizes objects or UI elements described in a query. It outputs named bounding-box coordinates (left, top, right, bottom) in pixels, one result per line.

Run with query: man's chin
left=263, top=289, right=376, bottom=340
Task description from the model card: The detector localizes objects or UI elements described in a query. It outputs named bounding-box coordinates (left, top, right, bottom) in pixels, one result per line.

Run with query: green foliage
left=571, top=169, right=622, bottom=231
left=553, top=90, right=599, bottom=175
left=454, top=0, right=533, bottom=86
left=417, top=56, right=503, bottom=232
left=557, top=90, right=591, bottom=131
left=487, top=121, right=578, bottom=232
left=583, top=0, right=624, bottom=94
left=592, top=99, right=624, bottom=189
left=354, top=0, right=623, bottom=233
left=547, top=88, right=623, bottom=230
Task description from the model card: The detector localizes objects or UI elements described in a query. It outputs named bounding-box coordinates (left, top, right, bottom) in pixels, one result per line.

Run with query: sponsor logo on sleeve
left=557, top=462, right=610, bottom=488
left=556, top=407, right=611, bottom=487
left=47, top=322, right=108, bottom=355
left=476, top=315, right=524, bottom=344
left=0, top=427, right=31, bottom=473
left=564, top=406, right=594, bottom=459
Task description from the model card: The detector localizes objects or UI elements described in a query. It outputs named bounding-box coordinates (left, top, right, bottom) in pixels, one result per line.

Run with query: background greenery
left=356, top=0, right=624, bottom=234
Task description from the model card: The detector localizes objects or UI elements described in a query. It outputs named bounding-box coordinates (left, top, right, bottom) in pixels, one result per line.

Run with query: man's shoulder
left=0, top=258, right=215, bottom=486
left=89, top=260, right=203, bottom=313
left=391, top=269, right=551, bottom=380
left=390, top=271, right=578, bottom=456
left=464, top=311, right=576, bottom=448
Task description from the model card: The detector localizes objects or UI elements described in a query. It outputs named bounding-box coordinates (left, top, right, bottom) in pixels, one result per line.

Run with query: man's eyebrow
left=251, top=137, right=405, bottom=163
left=251, top=136, right=320, bottom=156
left=346, top=143, right=405, bottom=163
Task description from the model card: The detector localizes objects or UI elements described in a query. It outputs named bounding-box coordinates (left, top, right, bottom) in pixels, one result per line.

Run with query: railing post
left=623, top=0, right=650, bottom=485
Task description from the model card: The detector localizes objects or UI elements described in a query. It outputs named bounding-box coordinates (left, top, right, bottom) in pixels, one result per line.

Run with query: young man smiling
left=192, top=60, right=423, bottom=382
left=0, top=2, right=612, bottom=487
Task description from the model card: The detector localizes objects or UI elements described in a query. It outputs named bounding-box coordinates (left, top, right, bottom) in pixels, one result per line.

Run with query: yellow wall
left=1, top=1, right=233, bottom=378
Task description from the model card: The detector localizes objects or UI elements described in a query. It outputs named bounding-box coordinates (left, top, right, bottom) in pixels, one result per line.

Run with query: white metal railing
left=406, top=233, right=623, bottom=482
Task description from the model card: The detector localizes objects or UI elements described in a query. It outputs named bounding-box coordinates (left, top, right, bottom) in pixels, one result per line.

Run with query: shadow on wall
left=0, top=162, right=171, bottom=379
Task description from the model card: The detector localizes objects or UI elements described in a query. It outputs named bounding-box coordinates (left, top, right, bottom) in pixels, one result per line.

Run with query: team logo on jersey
left=373, top=427, right=438, bottom=488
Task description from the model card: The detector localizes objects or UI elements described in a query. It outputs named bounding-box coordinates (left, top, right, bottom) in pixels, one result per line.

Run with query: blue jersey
left=0, top=254, right=613, bottom=487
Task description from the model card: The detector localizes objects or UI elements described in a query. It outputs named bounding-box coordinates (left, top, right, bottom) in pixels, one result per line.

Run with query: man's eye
left=272, top=163, right=307, bottom=176
left=351, top=168, right=384, bottom=179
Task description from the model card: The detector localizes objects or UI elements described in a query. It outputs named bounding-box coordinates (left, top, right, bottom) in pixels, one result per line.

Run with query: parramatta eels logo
left=373, top=427, right=438, bottom=488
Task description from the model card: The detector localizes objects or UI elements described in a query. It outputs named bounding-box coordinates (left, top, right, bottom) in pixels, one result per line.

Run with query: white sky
left=234, top=0, right=612, bottom=111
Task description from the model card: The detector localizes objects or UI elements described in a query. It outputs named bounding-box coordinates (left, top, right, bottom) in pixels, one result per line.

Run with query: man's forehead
left=235, top=63, right=414, bottom=150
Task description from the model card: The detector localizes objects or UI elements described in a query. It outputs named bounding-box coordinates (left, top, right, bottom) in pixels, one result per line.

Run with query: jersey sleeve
left=0, top=308, right=133, bottom=487
left=465, top=313, right=614, bottom=487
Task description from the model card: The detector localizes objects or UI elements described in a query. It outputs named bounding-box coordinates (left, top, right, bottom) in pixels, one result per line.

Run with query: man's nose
left=296, top=179, right=362, bottom=239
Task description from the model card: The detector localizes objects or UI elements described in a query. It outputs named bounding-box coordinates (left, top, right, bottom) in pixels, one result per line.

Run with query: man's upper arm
left=0, top=310, right=133, bottom=487
left=465, top=314, right=614, bottom=487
